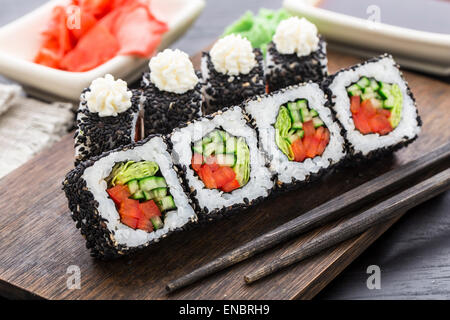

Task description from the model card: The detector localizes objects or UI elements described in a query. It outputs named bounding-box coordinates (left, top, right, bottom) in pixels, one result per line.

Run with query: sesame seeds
left=266, top=38, right=328, bottom=93
left=202, top=50, right=266, bottom=115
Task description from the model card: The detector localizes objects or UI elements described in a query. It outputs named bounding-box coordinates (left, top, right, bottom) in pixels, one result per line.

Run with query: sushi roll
left=141, top=49, right=202, bottom=137
left=322, top=54, right=421, bottom=160
left=245, top=83, right=346, bottom=191
left=74, top=74, right=142, bottom=166
left=266, top=17, right=328, bottom=92
left=63, top=135, right=197, bottom=259
left=170, top=106, right=273, bottom=219
left=201, top=35, right=266, bottom=115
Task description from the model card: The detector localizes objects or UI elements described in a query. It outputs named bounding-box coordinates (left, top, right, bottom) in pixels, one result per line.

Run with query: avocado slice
left=389, top=84, right=403, bottom=128
left=234, top=137, right=251, bottom=187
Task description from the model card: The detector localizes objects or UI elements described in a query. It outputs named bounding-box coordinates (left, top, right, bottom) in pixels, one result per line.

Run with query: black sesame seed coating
left=63, top=134, right=198, bottom=260
left=243, top=82, right=348, bottom=193
left=266, top=37, right=328, bottom=93
left=320, top=53, right=422, bottom=162
left=202, top=49, right=266, bottom=115
left=74, top=89, right=141, bottom=166
left=168, top=106, right=274, bottom=221
left=141, top=71, right=203, bottom=138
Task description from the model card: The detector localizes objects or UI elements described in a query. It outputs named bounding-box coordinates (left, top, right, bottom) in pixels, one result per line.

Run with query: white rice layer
left=171, top=106, right=274, bottom=212
left=82, top=136, right=196, bottom=248
left=245, top=83, right=346, bottom=184
left=328, top=56, right=421, bottom=156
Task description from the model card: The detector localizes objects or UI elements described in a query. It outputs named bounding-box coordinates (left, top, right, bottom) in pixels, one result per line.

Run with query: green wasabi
left=223, top=8, right=291, bottom=56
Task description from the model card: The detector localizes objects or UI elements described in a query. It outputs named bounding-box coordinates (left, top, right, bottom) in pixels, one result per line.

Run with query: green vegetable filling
left=107, top=160, right=176, bottom=217
left=274, top=99, right=326, bottom=160
left=192, top=129, right=251, bottom=188
left=346, top=76, right=403, bottom=131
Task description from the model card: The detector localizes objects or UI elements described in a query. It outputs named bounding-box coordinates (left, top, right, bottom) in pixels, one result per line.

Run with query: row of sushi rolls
left=63, top=10, right=421, bottom=259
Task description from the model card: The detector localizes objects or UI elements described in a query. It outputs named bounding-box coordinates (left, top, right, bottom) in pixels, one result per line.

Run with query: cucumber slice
left=150, top=216, right=164, bottom=230
left=202, top=136, right=212, bottom=145
left=209, top=130, right=223, bottom=143
left=225, top=136, right=237, bottom=154
left=131, top=190, right=145, bottom=200
left=143, top=191, right=152, bottom=201
left=127, top=180, right=140, bottom=194
left=216, top=153, right=236, bottom=167
left=370, top=79, right=380, bottom=91
left=149, top=187, right=167, bottom=200
left=312, top=117, right=324, bottom=128
left=139, top=176, right=167, bottom=192
left=287, top=102, right=302, bottom=124
left=286, top=132, right=302, bottom=144
left=361, top=92, right=376, bottom=101
left=383, top=97, right=395, bottom=109
left=378, top=82, right=392, bottom=99
left=217, top=130, right=227, bottom=141
left=347, top=84, right=362, bottom=97
left=203, top=142, right=225, bottom=157
left=298, top=130, right=305, bottom=139
left=362, top=86, right=374, bottom=94
left=357, top=77, right=370, bottom=88
left=296, top=99, right=308, bottom=109
left=300, top=107, right=312, bottom=122
left=310, top=109, right=319, bottom=117
left=192, top=141, right=203, bottom=154
left=292, top=121, right=303, bottom=130
left=157, top=196, right=176, bottom=212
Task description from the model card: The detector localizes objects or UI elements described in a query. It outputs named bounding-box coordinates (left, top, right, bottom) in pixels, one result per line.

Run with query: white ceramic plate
left=283, top=0, right=450, bottom=76
left=0, top=0, right=205, bottom=101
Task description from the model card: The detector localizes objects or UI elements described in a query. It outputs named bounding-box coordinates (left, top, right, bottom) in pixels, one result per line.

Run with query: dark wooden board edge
left=296, top=216, right=401, bottom=299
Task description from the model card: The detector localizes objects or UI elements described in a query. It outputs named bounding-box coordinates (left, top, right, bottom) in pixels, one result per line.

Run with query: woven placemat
left=0, top=84, right=74, bottom=179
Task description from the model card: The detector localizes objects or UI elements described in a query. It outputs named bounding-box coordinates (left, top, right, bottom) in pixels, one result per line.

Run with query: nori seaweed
left=74, top=89, right=141, bottom=166
left=202, top=49, right=266, bottom=115
left=243, top=83, right=348, bottom=194
left=141, top=71, right=203, bottom=137
left=321, top=53, right=422, bottom=162
left=167, top=106, right=274, bottom=222
left=63, top=135, right=198, bottom=260
left=266, top=36, right=328, bottom=92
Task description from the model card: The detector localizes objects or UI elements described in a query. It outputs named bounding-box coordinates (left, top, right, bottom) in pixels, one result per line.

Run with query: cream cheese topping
left=210, top=34, right=257, bottom=76
left=273, top=17, right=319, bottom=57
left=85, top=74, right=132, bottom=117
left=149, top=49, right=199, bottom=94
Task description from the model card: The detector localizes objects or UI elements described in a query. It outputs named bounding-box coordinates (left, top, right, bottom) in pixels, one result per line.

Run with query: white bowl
left=0, top=0, right=205, bottom=101
left=283, top=0, right=450, bottom=76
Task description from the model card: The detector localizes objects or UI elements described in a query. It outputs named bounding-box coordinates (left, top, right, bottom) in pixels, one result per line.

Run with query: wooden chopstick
left=244, top=168, right=450, bottom=284
left=166, top=143, right=450, bottom=293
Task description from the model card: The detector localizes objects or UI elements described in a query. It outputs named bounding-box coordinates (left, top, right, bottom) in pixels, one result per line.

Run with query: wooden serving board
left=0, top=49, right=449, bottom=300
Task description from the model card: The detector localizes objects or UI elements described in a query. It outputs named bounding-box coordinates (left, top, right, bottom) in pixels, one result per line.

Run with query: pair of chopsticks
left=166, top=143, right=450, bottom=292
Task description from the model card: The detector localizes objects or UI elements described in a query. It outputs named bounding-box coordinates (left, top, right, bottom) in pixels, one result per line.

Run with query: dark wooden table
left=0, top=0, right=449, bottom=300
